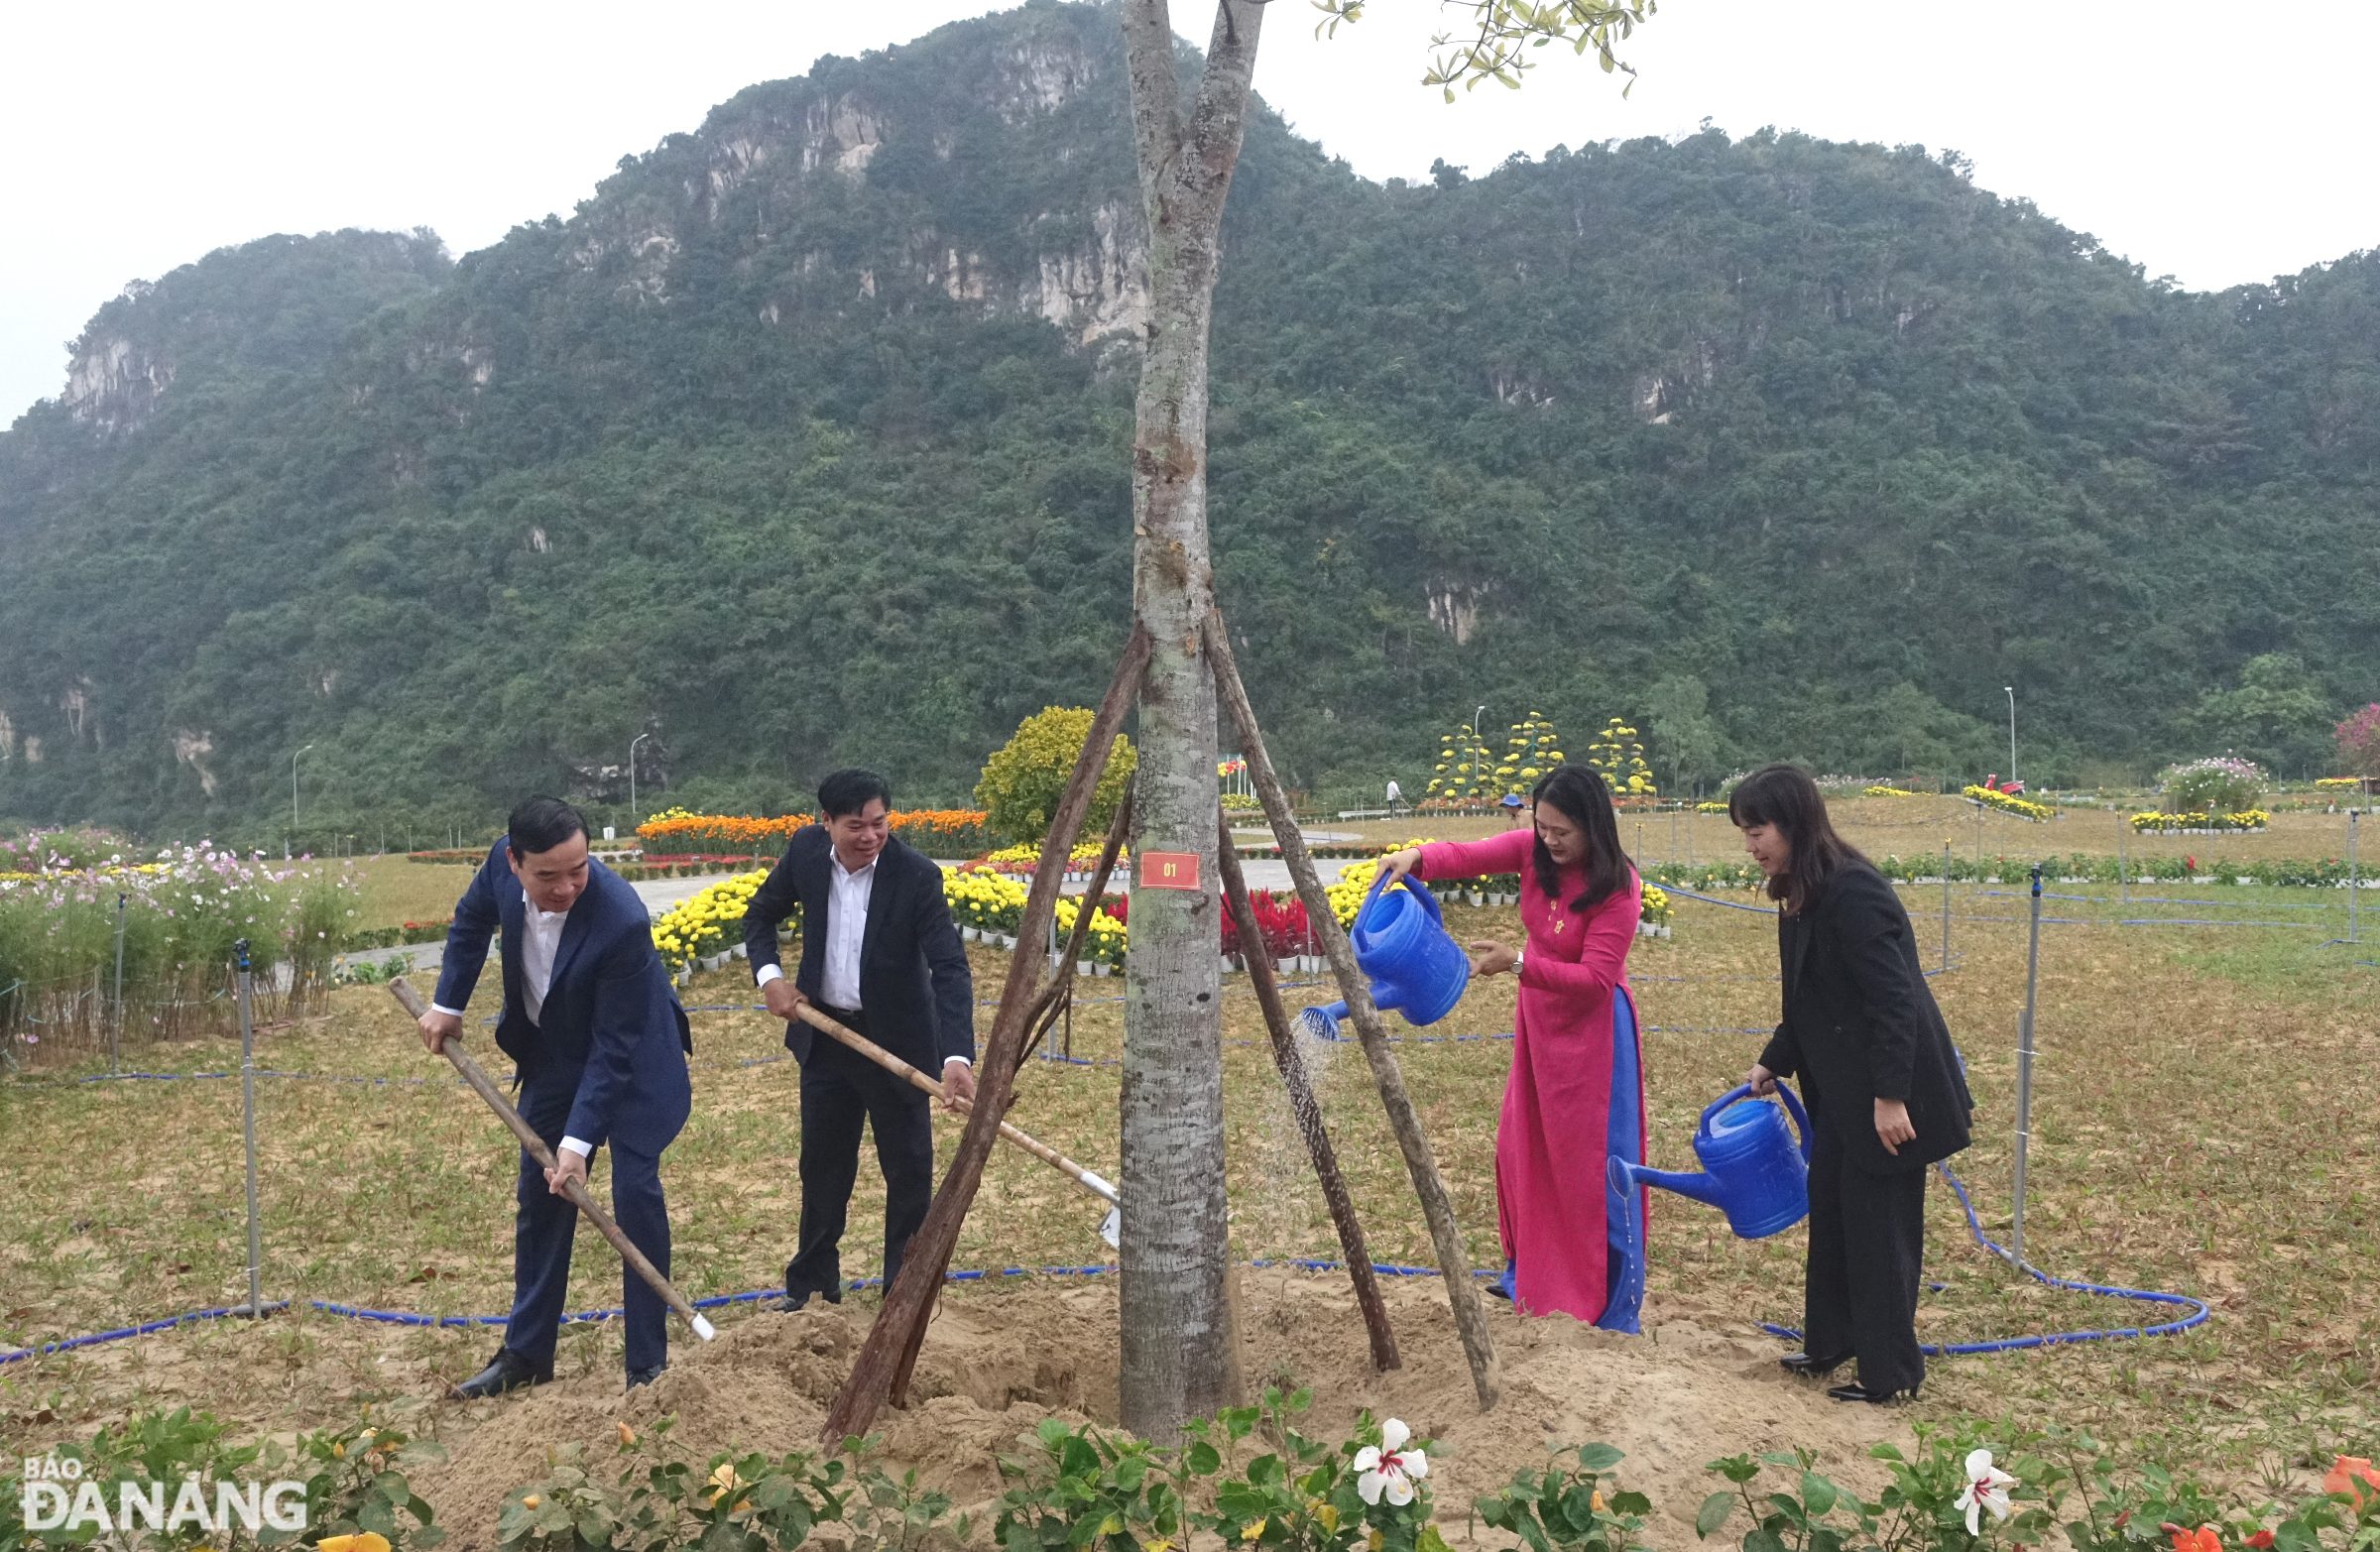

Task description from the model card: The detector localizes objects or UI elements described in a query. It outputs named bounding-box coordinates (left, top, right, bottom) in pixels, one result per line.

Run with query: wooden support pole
left=1215, top=809, right=1400, bottom=1373
left=823, top=627, right=1150, bottom=1440
left=1016, top=777, right=1136, bottom=1085
left=1203, top=609, right=1500, bottom=1410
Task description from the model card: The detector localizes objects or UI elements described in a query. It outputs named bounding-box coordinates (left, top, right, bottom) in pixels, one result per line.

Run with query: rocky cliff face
left=63, top=300, right=176, bottom=436
left=42, top=229, right=450, bottom=438
left=517, top=7, right=1152, bottom=352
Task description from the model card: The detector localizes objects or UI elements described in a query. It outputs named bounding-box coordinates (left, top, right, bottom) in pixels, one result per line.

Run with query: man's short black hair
left=817, top=769, right=892, bottom=820
left=509, top=795, right=588, bottom=857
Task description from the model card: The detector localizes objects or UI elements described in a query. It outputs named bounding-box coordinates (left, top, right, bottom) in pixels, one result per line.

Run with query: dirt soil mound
left=412, top=1272, right=1914, bottom=1552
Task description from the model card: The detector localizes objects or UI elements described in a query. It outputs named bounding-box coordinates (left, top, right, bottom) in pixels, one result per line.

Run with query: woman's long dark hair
left=1529, top=765, right=1632, bottom=911
left=1726, top=763, right=1866, bottom=913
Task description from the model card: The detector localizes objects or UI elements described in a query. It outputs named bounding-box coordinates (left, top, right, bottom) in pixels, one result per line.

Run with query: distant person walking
left=419, top=797, right=693, bottom=1397
left=1731, top=763, right=1973, bottom=1404
left=1374, top=765, right=1643, bottom=1326
left=1384, top=777, right=1403, bottom=813
left=740, top=770, right=975, bottom=1309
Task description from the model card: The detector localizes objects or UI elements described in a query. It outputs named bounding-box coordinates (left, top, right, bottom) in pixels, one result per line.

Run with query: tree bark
left=1115, top=0, right=1265, bottom=1438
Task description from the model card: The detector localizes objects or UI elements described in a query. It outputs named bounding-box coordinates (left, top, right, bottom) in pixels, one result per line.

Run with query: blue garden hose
left=0, top=1302, right=288, bottom=1364
left=1754, top=1156, right=2209, bottom=1356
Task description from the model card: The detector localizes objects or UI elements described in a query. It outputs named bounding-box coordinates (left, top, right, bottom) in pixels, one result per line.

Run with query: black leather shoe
left=1827, top=1381, right=1916, bottom=1404
left=763, top=1288, right=841, bottom=1313
left=625, top=1364, right=664, bottom=1391
left=452, top=1347, right=549, bottom=1400
left=1779, top=1350, right=1853, bottom=1376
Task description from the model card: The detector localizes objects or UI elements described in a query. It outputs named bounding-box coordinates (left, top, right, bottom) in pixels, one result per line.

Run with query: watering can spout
left=1609, top=1156, right=1730, bottom=1211
left=1296, top=1001, right=1350, bottom=1040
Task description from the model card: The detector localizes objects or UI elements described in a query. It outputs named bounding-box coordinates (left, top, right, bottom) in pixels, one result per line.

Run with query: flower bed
left=636, top=807, right=993, bottom=859
left=1, top=834, right=357, bottom=1061
left=649, top=869, right=774, bottom=973
left=2128, top=809, right=2270, bottom=833
left=1964, top=785, right=2056, bottom=821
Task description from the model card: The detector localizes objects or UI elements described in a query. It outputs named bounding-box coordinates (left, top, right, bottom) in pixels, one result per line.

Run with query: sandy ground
left=402, top=1273, right=1912, bottom=1552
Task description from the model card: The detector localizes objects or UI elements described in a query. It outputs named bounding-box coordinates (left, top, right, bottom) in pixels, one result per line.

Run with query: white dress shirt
left=757, top=847, right=967, bottom=1067
left=433, top=889, right=591, bottom=1157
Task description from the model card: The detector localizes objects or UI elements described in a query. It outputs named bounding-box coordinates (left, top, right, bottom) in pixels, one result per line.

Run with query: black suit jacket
left=1756, top=862, right=1973, bottom=1175
left=739, top=827, right=974, bottom=1071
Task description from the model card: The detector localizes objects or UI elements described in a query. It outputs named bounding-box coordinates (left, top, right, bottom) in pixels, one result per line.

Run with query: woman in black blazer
left=1731, top=764, right=1973, bottom=1402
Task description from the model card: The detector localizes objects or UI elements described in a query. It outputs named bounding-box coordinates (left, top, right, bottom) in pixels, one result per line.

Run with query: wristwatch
left=1512, top=948, right=1523, bottom=974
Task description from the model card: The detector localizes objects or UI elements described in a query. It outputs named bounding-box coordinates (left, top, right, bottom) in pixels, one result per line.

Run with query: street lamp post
left=2003, top=687, right=2017, bottom=787
left=629, top=732, right=653, bottom=822
left=291, top=745, right=314, bottom=830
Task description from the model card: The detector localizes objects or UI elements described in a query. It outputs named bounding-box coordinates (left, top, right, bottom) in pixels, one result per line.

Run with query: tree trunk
left=1115, top=0, right=1264, bottom=1439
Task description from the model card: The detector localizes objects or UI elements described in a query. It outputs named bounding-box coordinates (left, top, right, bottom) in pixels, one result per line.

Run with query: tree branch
left=1118, top=0, right=1188, bottom=219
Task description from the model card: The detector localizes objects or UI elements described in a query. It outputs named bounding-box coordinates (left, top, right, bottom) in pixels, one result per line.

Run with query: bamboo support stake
left=1215, top=809, right=1400, bottom=1372
left=824, top=627, right=1150, bottom=1440
left=1203, top=609, right=1500, bottom=1410
left=388, top=977, right=716, bottom=1343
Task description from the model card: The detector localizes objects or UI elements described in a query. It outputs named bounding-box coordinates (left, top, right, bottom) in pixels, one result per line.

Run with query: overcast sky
left=4, top=1, right=2373, bottom=423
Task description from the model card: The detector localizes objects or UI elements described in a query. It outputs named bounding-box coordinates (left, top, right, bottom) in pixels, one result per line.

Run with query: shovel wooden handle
left=389, top=978, right=715, bottom=1343
left=790, top=1002, right=1118, bottom=1207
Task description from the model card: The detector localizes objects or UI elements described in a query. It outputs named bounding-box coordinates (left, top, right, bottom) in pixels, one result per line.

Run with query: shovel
left=389, top=978, right=717, bottom=1342
left=789, top=1003, right=1121, bottom=1248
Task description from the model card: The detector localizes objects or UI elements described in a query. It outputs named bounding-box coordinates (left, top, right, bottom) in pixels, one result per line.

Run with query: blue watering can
left=1297, top=871, right=1472, bottom=1039
left=1602, top=1082, right=1811, bottom=1333
left=1609, top=1081, right=1813, bottom=1236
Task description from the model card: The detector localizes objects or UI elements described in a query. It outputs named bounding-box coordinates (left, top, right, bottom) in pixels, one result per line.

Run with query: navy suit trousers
left=506, top=1068, right=672, bottom=1374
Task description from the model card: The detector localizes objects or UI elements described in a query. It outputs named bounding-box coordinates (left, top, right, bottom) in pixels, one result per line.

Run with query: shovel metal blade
left=1098, top=1205, right=1122, bottom=1249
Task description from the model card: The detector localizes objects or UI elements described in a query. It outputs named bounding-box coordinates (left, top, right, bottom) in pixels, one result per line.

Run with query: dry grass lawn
left=4, top=878, right=2374, bottom=1495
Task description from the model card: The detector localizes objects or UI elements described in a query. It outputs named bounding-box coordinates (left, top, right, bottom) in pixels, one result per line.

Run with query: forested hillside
left=3, top=0, right=2376, bottom=838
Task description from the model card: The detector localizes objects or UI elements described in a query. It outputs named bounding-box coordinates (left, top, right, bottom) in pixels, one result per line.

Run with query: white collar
left=521, top=887, right=570, bottom=922
left=830, top=850, right=879, bottom=883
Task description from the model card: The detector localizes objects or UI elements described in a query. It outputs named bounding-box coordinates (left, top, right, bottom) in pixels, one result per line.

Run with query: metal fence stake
left=111, top=894, right=127, bottom=1075
left=234, top=938, right=266, bottom=1318
left=2009, top=865, right=2043, bottom=1271
left=1940, top=839, right=1952, bottom=971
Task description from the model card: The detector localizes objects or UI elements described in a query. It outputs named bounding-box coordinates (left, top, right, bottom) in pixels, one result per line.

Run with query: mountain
left=3, top=0, right=2377, bottom=839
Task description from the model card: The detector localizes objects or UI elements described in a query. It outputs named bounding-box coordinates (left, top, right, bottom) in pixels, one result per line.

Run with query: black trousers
left=1803, top=1113, right=1929, bottom=1393
left=785, top=1006, right=936, bottom=1300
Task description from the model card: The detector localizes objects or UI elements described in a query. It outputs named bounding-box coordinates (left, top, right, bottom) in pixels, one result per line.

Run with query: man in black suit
left=740, top=769, right=975, bottom=1309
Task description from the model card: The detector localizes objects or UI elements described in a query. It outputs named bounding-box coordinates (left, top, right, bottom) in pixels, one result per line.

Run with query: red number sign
left=1138, top=851, right=1201, bottom=891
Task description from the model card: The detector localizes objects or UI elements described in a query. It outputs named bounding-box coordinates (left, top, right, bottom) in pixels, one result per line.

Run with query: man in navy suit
left=417, top=796, right=692, bottom=1397
left=740, top=769, right=974, bottom=1308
